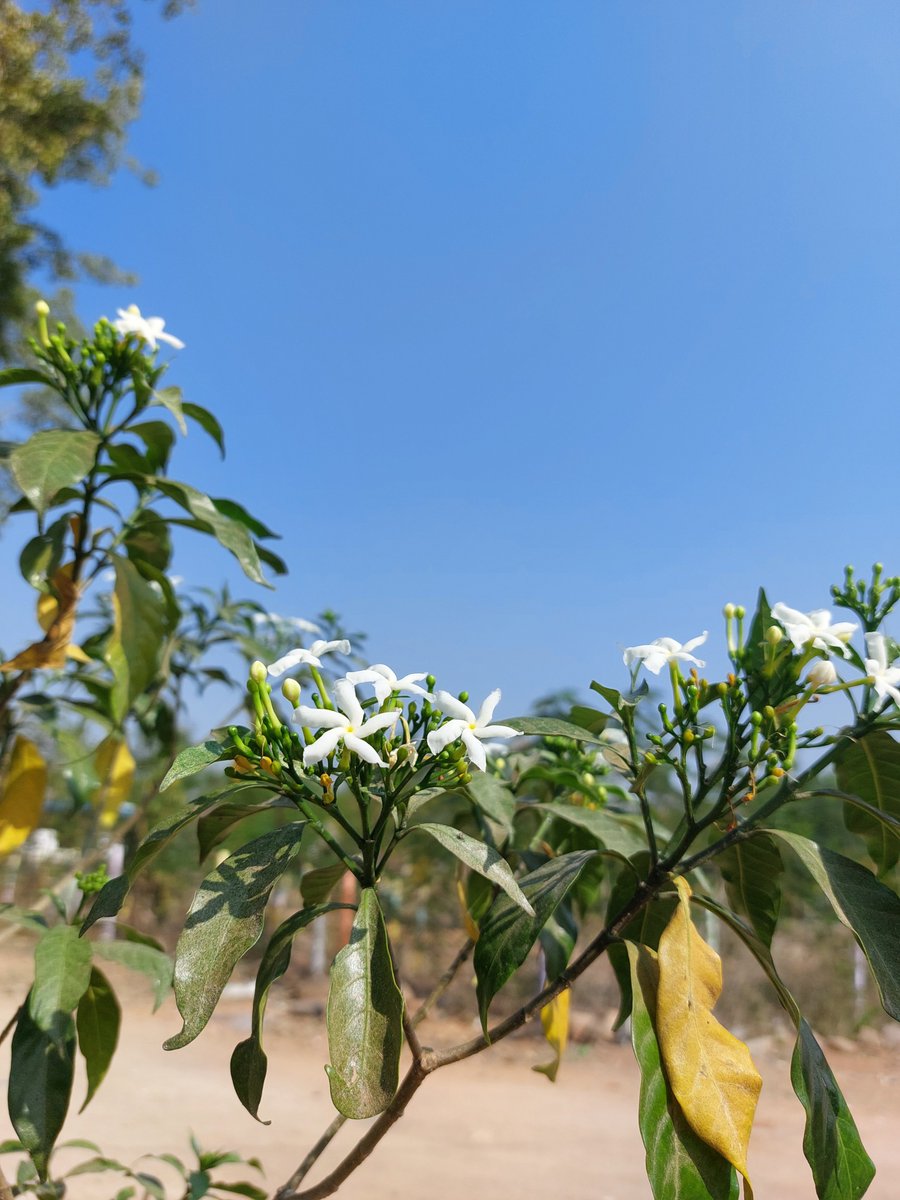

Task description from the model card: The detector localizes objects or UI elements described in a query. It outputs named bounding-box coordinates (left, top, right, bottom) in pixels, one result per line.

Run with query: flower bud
left=765, top=626, right=783, bottom=646
left=250, top=660, right=267, bottom=684
left=281, top=678, right=301, bottom=705
left=806, top=660, right=837, bottom=689
left=723, top=603, right=736, bottom=619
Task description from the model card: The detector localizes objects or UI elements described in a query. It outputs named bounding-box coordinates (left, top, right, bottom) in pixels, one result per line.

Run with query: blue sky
left=5, top=1, right=900, bottom=724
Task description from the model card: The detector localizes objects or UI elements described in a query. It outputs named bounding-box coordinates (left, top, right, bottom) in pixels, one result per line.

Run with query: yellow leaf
left=656, top=877, right=762, bottom=1195
left=533, top=987, right=570, bottom=1083
left=1, top=564, right=85, bottom=671
left=0, top=736, right=47, bottom=856
left=92, top=736, right=135, bottom=829
left=456, top=876, right=481, bottom=942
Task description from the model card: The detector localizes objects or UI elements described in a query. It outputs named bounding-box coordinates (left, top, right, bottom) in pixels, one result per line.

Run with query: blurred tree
left=0, top=0, right=195, bottom=359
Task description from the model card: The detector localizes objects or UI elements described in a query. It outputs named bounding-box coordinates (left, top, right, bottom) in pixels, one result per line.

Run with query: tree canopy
left=0, top=0, right=193, bottom=359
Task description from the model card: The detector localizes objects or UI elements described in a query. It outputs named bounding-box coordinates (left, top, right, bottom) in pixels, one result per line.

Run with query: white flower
left=426, top=690, right=520, bottom=772
left=293, top=679, right=399, bottom=767
left=345, top=664, right=431, bottom=706
left=771, top=603, right=858, bottom=658
left=113, top=304, right=184, bottom=350
left=864, top=633, right=900, bottom=711
left=267, top=639, right=351, bottom=678
left=623, top=633, right=708, bottom=676
left=806, top=659, right=838, bottom=688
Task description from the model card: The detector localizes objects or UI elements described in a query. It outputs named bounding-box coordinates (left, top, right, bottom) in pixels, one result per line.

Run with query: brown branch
left=0, top=1005, right=22, bottom=1049
left=273, top=1113, right=348, bottom=1199
left=0, top=1161, right=14, bottom=1200
left=410, top=937, right=472, bottom=1029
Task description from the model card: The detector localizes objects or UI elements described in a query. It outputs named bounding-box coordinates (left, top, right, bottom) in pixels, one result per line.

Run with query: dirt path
left=2, top=947, right=898, bottom=1199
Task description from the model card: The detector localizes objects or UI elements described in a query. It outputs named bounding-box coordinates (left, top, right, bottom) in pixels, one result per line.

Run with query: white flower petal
left=433, top=690, right=476, bottom=723
left=303, top=727, right=344, bottom=766
left=427, top=720, right=466, bottom=756
left=344, top=734, right=388, bottom=767
left=268, top=647, right=321, bottom=677
left=461, top=728, right=487, bottom=772
left=357, top=711, right=400, bottom=738
left=333, top=679, right=364, bottom=726
left=865, top=632, right=888, bottom=671
left=293, top=706, right=346, bottom=730
left=477, top=723, right=520, bottom=740
left=309, top=639, right=351, bottom=659
left=476, top=688, right=502, bottom=727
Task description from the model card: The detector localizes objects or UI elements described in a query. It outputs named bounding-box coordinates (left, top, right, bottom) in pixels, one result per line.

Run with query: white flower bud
left=281, top=678, right=301, bottom=705
left=249, top=660, right=267, bottom=684
left=806, top=660, right=838, bottom=688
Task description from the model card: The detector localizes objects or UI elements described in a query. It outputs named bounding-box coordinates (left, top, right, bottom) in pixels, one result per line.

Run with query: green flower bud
left=458, top=691, right=469, bottom=703
left=734, top=606, right=745, bottom=619
left=426, top=674, right=436, bottom=690
left=723, top=603, right=736, bottom=619
left=282, top=678, right=301, bottom=706
left=764, top=626, right=783, bottom=646
left=250, top=660, right=267, bottom=684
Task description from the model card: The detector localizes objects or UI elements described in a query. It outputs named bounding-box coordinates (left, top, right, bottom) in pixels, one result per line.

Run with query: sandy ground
left=1, top=942, right=899, bottom=1200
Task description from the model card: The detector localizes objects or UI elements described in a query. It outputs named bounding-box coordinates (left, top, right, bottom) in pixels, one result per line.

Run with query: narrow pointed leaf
left=717, top=833, right=783, bottom=947
left=159, top=738, right=231, bottom=791
left=835, top=731, right=900, bottom=876
left=157, top=479, right=268, bottom=585
left=474, top=850, right=596, bottom=1032
left=103, top=555, right=169, bottom=723
left=76, top=967, right=121, bottom=1111
left=530, top=801, right=646, bottom=858
left=792, top=1020, right=876, bottom=1200
left=30, top=926, right=93, bottom=1039
left=300, top=862, right=349, bottom=907
left=627, top=943, right=740, bottom=1200
left=152, top=385, right=187, bottom=433
left=407, top=823, right=534, bottom=914
left=8, top=999, right=76, bottom=1180
left=770, top=830, right=900, bottom=1019
left=466, top=774, right=515, bottom=835
left=10, top=430, right=100, bottom=515
left=325, top=888, right=404, bottom=1119
left=0, top=736, right=47, bottom=856
left=499, top=715, right=604, bottom=742
left=231, top=903, right=347, bottom=1121
left=197, top=798, right=285, bottom=862
left=532, top=989, right=570, bottom=1084
left=182, top=402, right=225, bottom=456
left=606, top=853, right=678, bottom=1030
left=81, top=785, right=253, bottom=932
left=656, top=879, right=761, bottom=1193
left=164, top=823, right=304, bottom=1050
left=91, top=941, right=173, bottom=1011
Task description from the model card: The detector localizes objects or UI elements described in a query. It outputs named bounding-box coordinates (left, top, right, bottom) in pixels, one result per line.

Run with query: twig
left=411, top=938, right=472, bottom=1029
left=0, top=1005, right=22, bottom=1049
left=0, top=1161, right=14, bottom=1200
left=273, top=1113, right=347, bottom=1199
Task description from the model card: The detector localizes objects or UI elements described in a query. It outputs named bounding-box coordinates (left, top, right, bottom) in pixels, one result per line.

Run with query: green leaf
left=0, top=367, right=59, bottom=389
left=465, top=774, right=516, bottom=835
left=103, top=555, right=170, bottom=723
left=717, top=833, right=783, bottom=947
left=211, top=496, right=278, bottom=540
left=182, top=402, right=225, bottom=457
left=474, top=850, right=597, bottom=1033
left=75, top=967, right=121, bottom=1111
left=231, top=903, right=346, bottom=1121
left=771, top=830, right=900, bottom=1019
left=791, top=1019, right=876, bottom=1200
left=8, top=998, right=76, bottom=1180
left=124, top=509, right=173, bottom=573
left=197, top=798, right=284, bottom=862
left=539, top=903, right=578, bottom=982
left=529, top=801, right=646, bottom=859
left=129, top=421, right=176, bottom=472
left=19, top=519, right=68, bottom=592
left=406, top=823, right=534, bottom=915
left=159, top=739, right=231, bottom=791
left=325, top=888, right=404, bottom=1119
left=81, top=786, right=255, bottom=933
left=500, top=715, right=605, bottom=743
left=10, top=430, right=101, bottom=516
left=152, top=385, right=187, bottom=433
left=626, top=943, right=740, bottom=1200
left=64, top=1155, right=129, bottom=1177
left=606, top=854, right=678, bottom=1030
left=568, top=704, right=611, bottom=735
left=836, top=731, right=900, bottom=876
left=91, top=940, right=173, bottom=1011
left=211, top=1183, right=266, bottom=1200
left=30, top=926, right=93, bottom=1040
left=0, top=904, right=49, bottom=934
left=300, top=861, right=349, bottom=907
left=164, top=823, right=305, bottom=1050
left=157, top=479, right=268, bottom=586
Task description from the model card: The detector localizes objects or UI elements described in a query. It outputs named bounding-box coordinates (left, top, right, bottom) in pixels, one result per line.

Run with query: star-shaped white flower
left=864, top=633, right=900, bottom=711
left=113, top=305, right=185, bottom=350
left=426, top=690, right=520, bottom=772
left=623, top=633, right=708, bottom=676
left=293, top=679, right=399, bottom=767
left=267, top=639, right=351, bottom=678
left=771, top=604, right=858, bottom=658
left=345, top=664, right=431, bottom=706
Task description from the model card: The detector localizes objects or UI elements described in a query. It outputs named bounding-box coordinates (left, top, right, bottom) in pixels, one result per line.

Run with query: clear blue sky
left=6, top=0, right=900, bottom=722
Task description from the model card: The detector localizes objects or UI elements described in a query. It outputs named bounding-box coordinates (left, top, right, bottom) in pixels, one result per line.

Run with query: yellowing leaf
left=533, top=987, right=570, bottom=1083
left=0, top=737, right=47, bottom=856
left=656, top=877, right=762, bottom=1194
left=456, top=877, right=481, bottom=942
left=1, top=564, right=87, bottom=671
left=92, top=737, right=135, bottom=829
